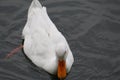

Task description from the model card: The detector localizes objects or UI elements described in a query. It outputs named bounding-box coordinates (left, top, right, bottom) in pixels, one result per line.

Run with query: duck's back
left=22, top=0, right=58, bottom=74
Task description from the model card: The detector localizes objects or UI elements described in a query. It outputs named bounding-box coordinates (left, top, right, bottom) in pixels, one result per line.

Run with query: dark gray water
left=0, top=0, right=120, bottom=80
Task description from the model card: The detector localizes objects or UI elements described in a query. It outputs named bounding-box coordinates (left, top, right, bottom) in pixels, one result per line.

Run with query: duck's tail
left=28, top=0, right=43, bottom=16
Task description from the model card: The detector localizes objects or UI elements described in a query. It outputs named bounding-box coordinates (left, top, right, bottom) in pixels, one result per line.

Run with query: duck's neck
left=57, top=60, right=66, bottom=79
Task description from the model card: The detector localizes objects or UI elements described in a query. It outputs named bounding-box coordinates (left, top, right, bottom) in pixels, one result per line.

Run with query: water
left=0, top=0, right=120, bottom=80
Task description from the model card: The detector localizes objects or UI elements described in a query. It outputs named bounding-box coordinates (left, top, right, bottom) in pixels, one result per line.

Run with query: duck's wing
left=23, top=28, right=57, bottom=74
left=22, top=0, right=58, bottom=38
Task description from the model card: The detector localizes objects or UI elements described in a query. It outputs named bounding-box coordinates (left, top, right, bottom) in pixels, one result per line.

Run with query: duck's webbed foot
left=5, top=45, right=23, bottom=59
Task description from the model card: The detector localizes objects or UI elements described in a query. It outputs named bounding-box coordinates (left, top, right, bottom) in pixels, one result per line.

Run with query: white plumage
left=22, top=0, right=74, bottom=76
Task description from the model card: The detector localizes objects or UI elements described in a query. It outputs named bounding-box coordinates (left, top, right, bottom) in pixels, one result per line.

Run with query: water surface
left=0, top=0, right=120, bottom=80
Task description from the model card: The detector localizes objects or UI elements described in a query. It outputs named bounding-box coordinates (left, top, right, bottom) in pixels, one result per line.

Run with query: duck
left=7, top=0, right=74, bottom=79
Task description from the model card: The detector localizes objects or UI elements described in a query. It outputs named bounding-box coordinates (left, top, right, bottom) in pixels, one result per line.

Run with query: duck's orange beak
left=57, top=60, right=66, bottom=79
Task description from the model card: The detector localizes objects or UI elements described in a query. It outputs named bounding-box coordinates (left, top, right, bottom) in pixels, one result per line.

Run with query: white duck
left=22, top=0, right=74, bottom=79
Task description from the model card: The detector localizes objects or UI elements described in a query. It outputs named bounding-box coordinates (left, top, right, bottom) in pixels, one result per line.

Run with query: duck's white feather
left=22, top=0, right=74, bottom=74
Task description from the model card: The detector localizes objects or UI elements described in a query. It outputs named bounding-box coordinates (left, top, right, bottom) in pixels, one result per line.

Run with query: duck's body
left=22, top=0, right=74, bottom=78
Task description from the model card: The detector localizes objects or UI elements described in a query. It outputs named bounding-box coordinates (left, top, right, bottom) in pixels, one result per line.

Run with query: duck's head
left=56, top=43, right=68, bottom=79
